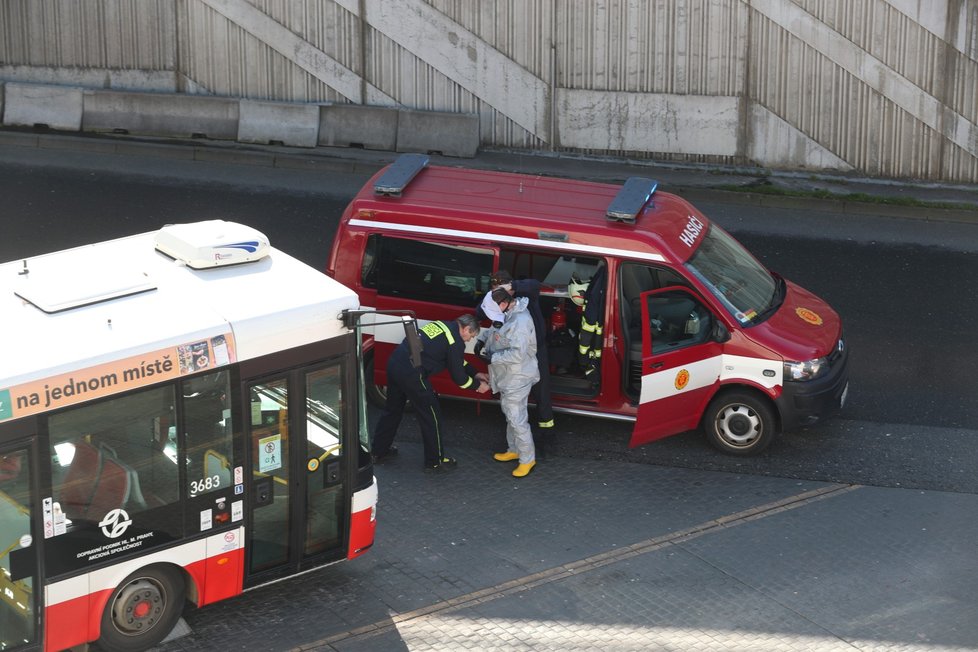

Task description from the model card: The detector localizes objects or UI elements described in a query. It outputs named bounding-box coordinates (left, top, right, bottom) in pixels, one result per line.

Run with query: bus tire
left=98, top=564, right=185, bottom=652
left=364, top=353, right=388, bottom=408
left=703, top=391, right=777, bottom=456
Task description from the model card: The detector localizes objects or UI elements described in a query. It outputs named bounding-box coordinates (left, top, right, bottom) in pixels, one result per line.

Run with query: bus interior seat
left=87, top=455, right=132, bottom=517
left=60, top=441, right=102, bottom=519
left=99, top=443, right=148, bottom=510
left=620, top=265, right=658, bottom=359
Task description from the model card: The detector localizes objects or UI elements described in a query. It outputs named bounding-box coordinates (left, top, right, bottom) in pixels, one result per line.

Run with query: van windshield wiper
left=752, top=275, right=786, bottom=323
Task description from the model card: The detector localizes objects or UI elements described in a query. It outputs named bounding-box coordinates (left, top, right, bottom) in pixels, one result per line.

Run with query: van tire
left=98, top=564, right=185, bottom=652
left=703, top=391, right=777, bottom=456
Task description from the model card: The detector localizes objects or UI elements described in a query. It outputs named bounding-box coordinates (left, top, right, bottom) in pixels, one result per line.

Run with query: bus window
left=49, top=386, right=178, bottom=524
left=0, top=448, right=35, bottom=650
left=304, top=366, right=343, bottom=555
left=184, top=371, right=233, bottom=498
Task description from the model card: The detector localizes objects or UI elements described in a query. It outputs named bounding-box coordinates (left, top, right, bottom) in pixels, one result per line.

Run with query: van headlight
left=783, top=357, right=828, bottom=381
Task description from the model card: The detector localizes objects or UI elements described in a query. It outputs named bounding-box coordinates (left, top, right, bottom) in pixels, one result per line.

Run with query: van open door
left=630, top=287, right=724, bottom=447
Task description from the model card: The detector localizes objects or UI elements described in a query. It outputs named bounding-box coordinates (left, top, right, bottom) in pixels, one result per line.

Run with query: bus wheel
left=364, top=354, right=388, bottom=408
left=703, top=391, right=777, bottom=456
left=99, top=565, right=185, bottom=652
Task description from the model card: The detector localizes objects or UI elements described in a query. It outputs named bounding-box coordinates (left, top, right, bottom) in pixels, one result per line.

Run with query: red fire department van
left=327, top=154, right=849, bottom=455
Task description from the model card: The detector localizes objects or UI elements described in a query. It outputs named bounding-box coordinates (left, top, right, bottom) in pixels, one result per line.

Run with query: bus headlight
left=783, top=357, right=828, bottom=381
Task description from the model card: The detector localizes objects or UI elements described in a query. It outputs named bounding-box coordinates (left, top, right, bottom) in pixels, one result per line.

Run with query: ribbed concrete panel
left=181, top=0, right=370, bottom=102
left=748, top=3, right=976, bottom=180
left=555, top=0, right=749, bottom=96
left=0, top=0, right=176, bottom=70
left=0, top=0, right=977, bottom=181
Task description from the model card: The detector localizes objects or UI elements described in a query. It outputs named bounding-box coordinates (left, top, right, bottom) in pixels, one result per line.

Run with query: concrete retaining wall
left=3, top=82, right=83, bottom=131
left=238, top=100, right=319, bottom=147
left=396, top=110, right=479, bottom=158
left=0, top=83, right=481, bottom=157
left=82, top=90, right=239, bottom=139
left=319, top=104, right=398, bottom=151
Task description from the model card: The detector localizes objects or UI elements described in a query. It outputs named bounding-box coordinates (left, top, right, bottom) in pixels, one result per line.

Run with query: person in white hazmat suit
left=477, top=287, right=540, bottom=477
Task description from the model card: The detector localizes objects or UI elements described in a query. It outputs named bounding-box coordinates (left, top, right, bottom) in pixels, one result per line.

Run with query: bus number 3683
left=190, top=475, right=221, bottom=496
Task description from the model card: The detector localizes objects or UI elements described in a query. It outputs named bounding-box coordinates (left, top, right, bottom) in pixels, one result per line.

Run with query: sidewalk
left=158, top=440, right=978, bottom=652
left=2, top=127, right=977, bottom=223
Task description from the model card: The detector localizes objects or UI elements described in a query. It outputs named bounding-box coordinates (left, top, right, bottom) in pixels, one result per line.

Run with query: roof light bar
left=606, top=177, right=658, bottom=223
left=373, top=153, right=430, bottom=196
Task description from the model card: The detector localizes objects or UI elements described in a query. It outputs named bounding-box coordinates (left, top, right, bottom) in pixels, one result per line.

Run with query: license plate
left=840, top=382, right=849, bottom=408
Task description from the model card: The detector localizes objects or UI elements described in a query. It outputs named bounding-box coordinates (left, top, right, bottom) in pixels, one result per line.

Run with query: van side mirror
left=712, top=321, right=731, bottom=343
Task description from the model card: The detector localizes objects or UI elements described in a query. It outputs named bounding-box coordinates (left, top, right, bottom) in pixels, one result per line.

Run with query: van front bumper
left=776, top=349, right=850, bottom=431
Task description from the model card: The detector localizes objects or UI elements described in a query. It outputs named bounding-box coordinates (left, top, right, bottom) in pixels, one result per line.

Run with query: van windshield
left=684, top=224, right=779, bottom=326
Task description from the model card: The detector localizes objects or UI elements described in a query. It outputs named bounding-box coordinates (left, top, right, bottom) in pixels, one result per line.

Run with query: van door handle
left=649, top=362, right=664, bottom=370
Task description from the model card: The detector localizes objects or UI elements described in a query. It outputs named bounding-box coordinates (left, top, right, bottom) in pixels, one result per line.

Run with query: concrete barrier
left=3, top=82, right=83, bottom=131
left=396, top=109, right=478, bottom=158
left=83, top=90, right=239, bottom=140
left=238, top=100, right=319, bottom=148
left=319, top=104, right=398, bottom=151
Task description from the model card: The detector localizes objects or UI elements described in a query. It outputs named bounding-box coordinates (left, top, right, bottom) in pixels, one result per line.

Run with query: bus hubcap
left=113, top=579, right=165, bottom=635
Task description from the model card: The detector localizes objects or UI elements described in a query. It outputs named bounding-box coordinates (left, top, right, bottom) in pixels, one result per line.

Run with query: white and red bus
left=0, top=221, right=415, bottom=652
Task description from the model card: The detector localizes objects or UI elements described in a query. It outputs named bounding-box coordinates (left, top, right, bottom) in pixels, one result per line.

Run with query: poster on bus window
left=258, top=435, right=282, bottom=473
left=0, top=332, right=237, bottom=422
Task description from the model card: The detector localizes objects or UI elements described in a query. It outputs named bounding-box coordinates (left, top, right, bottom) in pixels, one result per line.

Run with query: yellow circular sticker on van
left=675, top=369, right=690, bottom=390
left=796, top=307, right=823, bottom=326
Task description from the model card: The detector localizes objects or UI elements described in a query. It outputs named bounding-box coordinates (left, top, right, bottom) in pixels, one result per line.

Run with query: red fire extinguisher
left=549, top=299, right=567, bottom=332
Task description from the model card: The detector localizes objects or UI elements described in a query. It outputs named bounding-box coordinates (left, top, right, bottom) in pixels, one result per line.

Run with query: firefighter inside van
left=570, top=262, right=607, bottom=386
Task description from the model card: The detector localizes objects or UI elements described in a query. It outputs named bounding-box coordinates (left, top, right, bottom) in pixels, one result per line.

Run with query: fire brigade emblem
left=675, top=369, right=690, bottom=390
left=795, top=307, right=823, bottom=326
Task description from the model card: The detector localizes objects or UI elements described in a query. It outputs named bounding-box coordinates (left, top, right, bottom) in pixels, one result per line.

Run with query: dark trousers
left=532, top=338, right=554, bottom=425
left=372, top=354, right=446, bottom=467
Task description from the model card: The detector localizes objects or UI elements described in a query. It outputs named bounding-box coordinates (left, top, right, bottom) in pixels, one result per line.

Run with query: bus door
left=244, top=364, right=348, bottom=583
left=0, top=439, right=38, bottom=651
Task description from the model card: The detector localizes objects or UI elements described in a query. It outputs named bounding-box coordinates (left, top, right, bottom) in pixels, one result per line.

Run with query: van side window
left=647, top=291, right=713, bottom=354
left=363, top=234, right=493, bottom=306
left=619, top=263, right=686, bottom=336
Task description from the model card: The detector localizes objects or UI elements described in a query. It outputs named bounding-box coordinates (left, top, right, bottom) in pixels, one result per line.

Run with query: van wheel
left=98, top=565, right=185, bottom=652
left=364, top=354, right=388, bottom=408
left=703, top=392, right=777, bottom=456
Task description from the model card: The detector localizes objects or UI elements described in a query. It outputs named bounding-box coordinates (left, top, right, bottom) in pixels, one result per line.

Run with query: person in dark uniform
left=371, top=313, right=489, bottom=473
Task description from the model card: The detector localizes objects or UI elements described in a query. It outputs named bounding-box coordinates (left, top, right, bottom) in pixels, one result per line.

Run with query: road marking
left=292, top=483, right=860, bottom=651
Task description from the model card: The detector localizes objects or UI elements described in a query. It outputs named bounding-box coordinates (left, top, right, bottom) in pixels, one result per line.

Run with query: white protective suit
left=479, top=296, right=540, bottom=463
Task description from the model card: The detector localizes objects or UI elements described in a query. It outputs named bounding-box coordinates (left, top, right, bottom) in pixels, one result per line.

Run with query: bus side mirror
left=403, top=317, right=424, bottom=368
left=713, top=321, right=731, bottom=343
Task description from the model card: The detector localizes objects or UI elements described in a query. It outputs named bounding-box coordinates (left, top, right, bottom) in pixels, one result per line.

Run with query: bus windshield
left=684, top=224, right=780, bottom=326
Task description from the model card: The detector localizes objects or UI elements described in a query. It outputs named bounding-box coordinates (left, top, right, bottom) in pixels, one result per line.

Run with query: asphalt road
left=2, top=143, right=976, bottom=494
